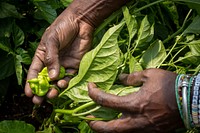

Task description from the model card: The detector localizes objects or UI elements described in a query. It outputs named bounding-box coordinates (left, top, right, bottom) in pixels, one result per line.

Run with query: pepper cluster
left=28, top=66, right=66, bottom=96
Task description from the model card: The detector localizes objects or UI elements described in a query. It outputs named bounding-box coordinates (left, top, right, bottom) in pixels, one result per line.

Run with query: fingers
left=32, top=95, right=44, bottom=105
left=42, top=32, right=60, bottom=80
left=57, top=69, right=77, bottom=89
left=88, top=83, right=138, bottom=113
left=25, top=52, right=44, bottom=97
left=119, top=71, right=145, bottom=86
left=88, top=115, right=151, bottom=133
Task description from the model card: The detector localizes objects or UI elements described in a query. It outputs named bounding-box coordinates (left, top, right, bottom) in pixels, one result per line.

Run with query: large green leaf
left=0, top=2, right=23, bottom=18
left=139, top=40, right=166, bottom=68
left=0, top=40, right=13, bottom=54
left=0, top=18, right=13, bottom=38
left=0, top=120, right=35, bottom=133
left=34, top=2, right=57, bottom=23
left=12, top=23, right=25, bottom=48
left=15, top=55, right=23, bottom=85
left=59, top=22, right=124, bottom=103
left=187, top=40, right=200, bottom=55
left=129, top=56, right=143, bottom=73
left=136, top=15, right=154, bottom=47
left=177, top=52, right=200, bottom=65
left=16, top=48, right=32, bottom=65
left=183, top=15, right=200, bottom=34
left=122, top=6, right=137, bottom=44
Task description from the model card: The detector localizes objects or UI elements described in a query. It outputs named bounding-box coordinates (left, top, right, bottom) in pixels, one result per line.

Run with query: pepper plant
left=0, top=0, right=200, bottom=133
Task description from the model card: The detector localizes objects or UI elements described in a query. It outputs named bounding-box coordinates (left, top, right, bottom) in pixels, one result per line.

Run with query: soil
left=0, top=80, right=53, bottom=131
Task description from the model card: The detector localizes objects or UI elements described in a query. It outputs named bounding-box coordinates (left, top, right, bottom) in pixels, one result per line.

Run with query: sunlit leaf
left=59, top=22, right=125, bottom=103
left=139, top=40, right=166, bottom=68
left=122, top=6, right=137, bottom=44
left=183, top=15, right=200, bottom=34
left=136, top=15, right=154, bottom=48
left=15, top=55, right=23, bottom=85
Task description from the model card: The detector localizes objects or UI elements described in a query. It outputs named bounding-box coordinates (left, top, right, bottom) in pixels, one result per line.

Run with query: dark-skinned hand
left=88, top=68, right=184, bottom=133
left=25, top=8, right=94, bottom=105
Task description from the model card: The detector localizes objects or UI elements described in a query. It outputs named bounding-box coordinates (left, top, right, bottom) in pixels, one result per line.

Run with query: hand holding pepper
left=25, top=0, right=130, bottom=105
left=88, top=68, right=184, bottom=133
left=25, top=6, right=94, bottom=105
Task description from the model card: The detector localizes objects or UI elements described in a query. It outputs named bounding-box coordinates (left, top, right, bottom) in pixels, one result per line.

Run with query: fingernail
left=49, top=69, right=56, bottom=79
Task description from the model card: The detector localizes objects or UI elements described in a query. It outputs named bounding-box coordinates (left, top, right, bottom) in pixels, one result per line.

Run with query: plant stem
left=54, top=109, right=73, bottom=115
left=157, top=9, right=192, bottom=68
left=54, top=101, right=96, bottom=116
left=78, top=116, right=112, bottom=121
left=132, top=0, right=165, bottom=14
left=163, top=9, right=192, bottom=44
left=72, top=101, right=96, bottom=116
left=73, top=106, right=101, bottom=116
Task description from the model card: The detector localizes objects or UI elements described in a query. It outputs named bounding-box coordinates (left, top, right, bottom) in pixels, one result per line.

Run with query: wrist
left=67, top=0, right=131, bottom=28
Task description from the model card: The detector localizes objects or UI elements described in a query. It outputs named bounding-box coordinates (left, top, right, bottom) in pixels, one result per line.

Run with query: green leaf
left=15, top=55, right=23, bottom=85
left=0, top=120, right=35, bottom=133
left=187, top=40, right=200, bottom=55
left=183, top=15, right=200, bottom=34
left=16, top=48, right=32, bottom=65
left=108, top=85, right=140, bottom=96
left=61, top=0, right=73, bottom=7
left=177, top=52, right=200, bottom=65
left=122, top=6, right=137, bottom=44
left=136, top=15, right=154, bottom=48
left=0, top=53, right=15, bottom=80
left=60, top=22, right=125, bottom=103
left=34, top=2, right=57, bottom=23
left=162, top=1, right=180, bottom=28
left=129, top=56, right=143, bottom=73
left=78, top=121, right=94, bottom=133
left=0, top=18, right=13, bottom=38
left=0, top=40, right=13, bottom=54
left=12, top=23, right=25, bottom=48
left=0, top=2, right=23, bottom=18
left=139, top=40, right=166, bottom=68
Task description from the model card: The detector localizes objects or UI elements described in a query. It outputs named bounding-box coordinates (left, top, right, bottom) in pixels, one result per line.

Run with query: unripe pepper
left=37, top=76, right=50, bottom=96
left=28, top=66, right=66, bottom=96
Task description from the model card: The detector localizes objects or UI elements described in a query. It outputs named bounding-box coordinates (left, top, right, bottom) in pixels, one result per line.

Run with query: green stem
left=54, top=109, right=73, bottom=115
left=78, top=116, right=112, bottom=121
left=163, top=9, right=192, bottom=44
left=157, top=9, right=192, bottom=68
left=54, top=101, right=97, bottom=116
left=168, top=45, right=187, bottom=65
left=73, top=106, right=101, bottom=116
left=72, top=101, right=96, bottom=116
left=132, top=0, right=165, bottom=14
left=157, top=36, right=182, bottom=68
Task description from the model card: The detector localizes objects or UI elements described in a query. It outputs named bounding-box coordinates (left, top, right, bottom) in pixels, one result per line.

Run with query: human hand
left=25, top=8, right=94, bottom=105
left=88, top=68, right=184, bottom=133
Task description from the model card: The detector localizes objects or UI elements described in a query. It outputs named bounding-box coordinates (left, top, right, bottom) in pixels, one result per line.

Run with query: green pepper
left=37, top=75, right=50, bottom=96
left=28, top=78, right=39, bottom=95
left=28, top=66, right=66, bottom=96
left=58, top=66, right=65, bottom=79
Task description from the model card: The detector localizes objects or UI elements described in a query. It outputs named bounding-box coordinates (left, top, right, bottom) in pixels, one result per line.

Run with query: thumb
left=119, top=71, right=145, bottom=86
left=42, top=35, right=60, bottom=80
